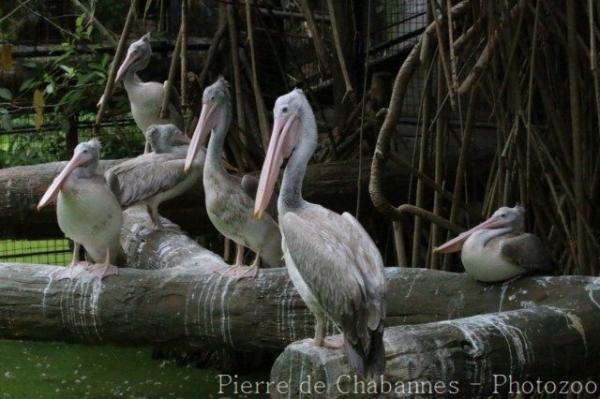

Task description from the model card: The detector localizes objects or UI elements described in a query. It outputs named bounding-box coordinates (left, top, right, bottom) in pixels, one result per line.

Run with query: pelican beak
left=37, top=152, right=91, bottom=210
left=433, top=215, right=505, bottom=253
left=114, top=51, right=139, bottom=85
left=184, top=101, right=216, bottom=173
left=254, top=113, right=301, bottom=219
left=97, top=51, right=140, bottom=108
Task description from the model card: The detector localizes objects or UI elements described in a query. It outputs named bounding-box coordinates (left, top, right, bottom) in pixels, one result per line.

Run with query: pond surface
left=0, top=340, right=269, bottom=398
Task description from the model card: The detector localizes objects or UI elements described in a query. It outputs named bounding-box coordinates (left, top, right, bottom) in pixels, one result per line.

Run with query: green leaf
left=19, top=78, right=37, bottom=92
left=0, top=112, right=11, bottom=132
left=0, top=87, right=12, bottom=101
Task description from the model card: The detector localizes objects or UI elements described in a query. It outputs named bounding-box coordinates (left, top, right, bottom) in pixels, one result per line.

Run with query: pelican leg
left=88, top=248, right=118, bottom=280
left=148, top=204, right=179, bottom=232
left=57, top=242, right=88, bottom=280
left=218, top=244, right=257, bottom=279
left=234, top=244, right=245, bottom=266
left=251, top=252, right=261, bottom=268
left=313, top=313, right=326, bottom=347
left=143, top=139, right=151, bottom=154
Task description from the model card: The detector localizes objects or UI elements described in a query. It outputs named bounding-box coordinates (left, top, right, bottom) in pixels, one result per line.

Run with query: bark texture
left=271, top=303, right=600, bottom=398
left=0, top=159, right=401, bottom=239
left=0, top=207, right=598, bottom=354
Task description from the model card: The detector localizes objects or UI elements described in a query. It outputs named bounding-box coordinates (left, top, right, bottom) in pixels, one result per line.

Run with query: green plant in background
left=0, top=7, right=144, bottom=168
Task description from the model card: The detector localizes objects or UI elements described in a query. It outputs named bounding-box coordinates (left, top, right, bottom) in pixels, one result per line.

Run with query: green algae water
left=0, top=340, right=269, bottom=398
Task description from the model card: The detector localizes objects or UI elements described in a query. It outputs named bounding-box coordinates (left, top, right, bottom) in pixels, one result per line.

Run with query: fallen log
left=0, top=207, right=598, bottom=356
left=271, top=303, right=600, bottom=398
left=0, top=159, right=400, bottom=239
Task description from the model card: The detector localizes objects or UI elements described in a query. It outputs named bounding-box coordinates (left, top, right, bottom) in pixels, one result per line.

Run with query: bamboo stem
left=94, top=0, right=136, bottom=133
left=326, top=0, right=355, bottom=102
left=159, top=27, right=182, bottom=120
left=244, top=0, right=270, bottom=151
left=566, top=0, right=586, bottom=273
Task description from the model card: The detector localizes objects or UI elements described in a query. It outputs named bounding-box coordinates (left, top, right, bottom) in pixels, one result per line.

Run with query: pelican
left=254, top=89, right=386, bottom=381
left=37, top=139, right=122, bottom=280
left=434, top=206, right=555, bottom=282
left=184, top=77, right=282, bottom=278
left=105, top=124, right=203, bottom=230
left=99, top=33, right=184, bottom=152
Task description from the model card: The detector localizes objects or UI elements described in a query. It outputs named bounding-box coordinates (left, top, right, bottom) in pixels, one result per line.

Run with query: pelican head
left=146, top=124, right=190, bottom=154
left=184, top=77, right=230, bottom=172
left=434, top=205, right=525, bottom=254
left=37, top=139, right=101, bottom=210
left=115, top=33, right=152, bottom=84
left=254, top=88, right=316, bottom=219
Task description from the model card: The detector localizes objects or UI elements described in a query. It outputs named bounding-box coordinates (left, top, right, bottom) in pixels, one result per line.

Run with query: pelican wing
left=500, top=233, right=556, bottom=272
left=281, top=205, right=385, bottom=350
left=106, top=152, right=188, bottom=207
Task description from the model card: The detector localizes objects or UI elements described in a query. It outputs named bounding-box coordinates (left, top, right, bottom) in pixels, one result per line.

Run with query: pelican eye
left=282, top=106, right=289, bottom=113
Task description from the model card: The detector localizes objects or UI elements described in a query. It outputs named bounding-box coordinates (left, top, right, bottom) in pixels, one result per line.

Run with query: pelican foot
left=218, top=265, right=259, bottom=279
left=55, top=262, right=90, bottom=280
left=323, top=336, right=344, bottom=349
left=85, top=263, right=119, bottom=280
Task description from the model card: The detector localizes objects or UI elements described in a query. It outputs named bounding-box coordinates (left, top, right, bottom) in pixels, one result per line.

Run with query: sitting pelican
left=37, top=139, right=122, bottom=280
left=185, top=77, right=283, bottom=276
left=99, top=33, right=184, bottom=152
left=105, top=124, right=203, bottom=230
left=184, top=77, right=282, bottom=277
left=434, top=206, right=555, bottom=282
left=254, top=89, right=386, bottom=381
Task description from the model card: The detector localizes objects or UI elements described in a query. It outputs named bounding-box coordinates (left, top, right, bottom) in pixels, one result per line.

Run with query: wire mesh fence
left=1, top=0, right=429, bottom=266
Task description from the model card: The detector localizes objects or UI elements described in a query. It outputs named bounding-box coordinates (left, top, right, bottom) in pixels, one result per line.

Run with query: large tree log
left=0, top=207, right=598, bottom=356
left=271, top=303, right=600, bottom=398
left=0, top=159, right=399, bottom=239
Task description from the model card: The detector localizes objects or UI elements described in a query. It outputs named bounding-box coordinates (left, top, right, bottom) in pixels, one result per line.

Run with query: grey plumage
left=105, top=124, right=203, bottom=228
left=499, top=233, right=556, bottom=273
left=281, top=206, right=385, bottom=379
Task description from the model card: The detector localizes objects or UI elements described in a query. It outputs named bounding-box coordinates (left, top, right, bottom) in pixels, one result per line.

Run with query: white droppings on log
left=547, top=306, right=587, bottom=354
left=585, top=278, right=600, bottom=311
left=404, top=274, right=418, bottom=298
left=220, top=276, right=234, bottom=346
left=498, top=283, right=509, bottom=311
left=201, top=273, right=217, bottom=336
left=445, top=311, right=534, bottom=374
left=41, top=269, right=58, bottom=317
left=209, top=274, right=224, bottom=337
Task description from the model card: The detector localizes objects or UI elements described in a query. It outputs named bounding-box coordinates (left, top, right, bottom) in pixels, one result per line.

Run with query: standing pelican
left=105, top=124, right=203, bottom=230
left=184, top=77, right=282, bottom=277
left=99, top=33, right=184, bottom=152
left=254, top=89, right=386, bottom=381
left=37, top=139, right=122, bottom=280
left=434, top=206, right=555, bottom=282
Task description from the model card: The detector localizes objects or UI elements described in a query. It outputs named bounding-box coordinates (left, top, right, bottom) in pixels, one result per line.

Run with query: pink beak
left=254, top=113, right=301, bottom=219
left=433, top=215, right=506, bottom=253
left=96, top=51, right=140, bottom=108
left=114, top=51, right=140, bottom=85
left=184, top=101, right=216, bottom=173
left=37, top=152, right=91, bottom=210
